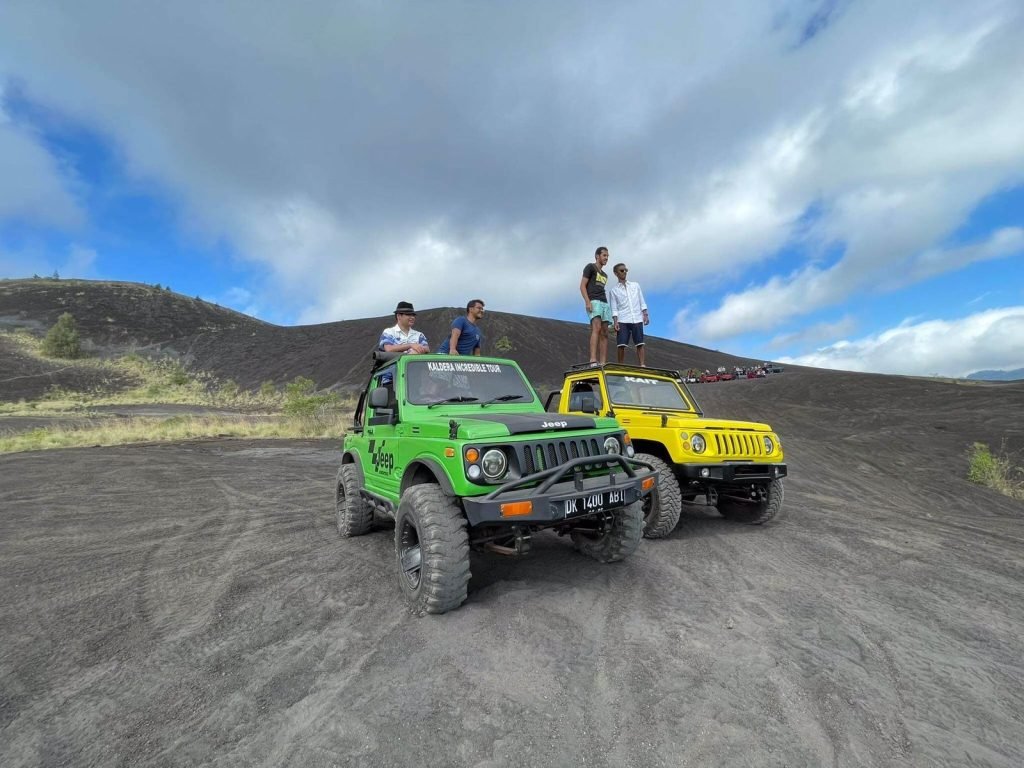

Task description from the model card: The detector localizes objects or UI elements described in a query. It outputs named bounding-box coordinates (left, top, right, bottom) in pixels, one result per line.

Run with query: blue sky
left=1, top=0, right=1022, bottom=377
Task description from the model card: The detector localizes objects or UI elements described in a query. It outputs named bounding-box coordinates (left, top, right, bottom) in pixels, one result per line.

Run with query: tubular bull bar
left=462, top=454, right=657, bottom=526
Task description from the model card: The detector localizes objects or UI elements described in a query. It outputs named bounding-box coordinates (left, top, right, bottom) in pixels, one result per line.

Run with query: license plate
left=563, top=489, right=627, bottom=518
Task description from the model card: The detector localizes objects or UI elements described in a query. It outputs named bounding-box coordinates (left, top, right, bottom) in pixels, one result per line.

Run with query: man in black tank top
left=579, top=246, right=611, bottom=364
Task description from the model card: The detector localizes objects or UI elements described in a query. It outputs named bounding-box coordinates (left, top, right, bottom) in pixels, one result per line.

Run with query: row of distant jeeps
left=686, top=363, right=785, bottom=383
left=335, top=353, right=788, bottom=614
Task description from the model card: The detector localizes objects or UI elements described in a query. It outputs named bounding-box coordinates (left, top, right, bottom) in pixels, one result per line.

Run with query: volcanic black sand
left=2, top=373, right=1023, bottom=767
left=1, top=279, right=1023, bottom=766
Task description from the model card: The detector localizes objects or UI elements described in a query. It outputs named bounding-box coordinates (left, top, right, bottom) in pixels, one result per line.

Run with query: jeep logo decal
left=370, top=440, right=395, bottom=474
left=541, top=421, right=568, bottom=429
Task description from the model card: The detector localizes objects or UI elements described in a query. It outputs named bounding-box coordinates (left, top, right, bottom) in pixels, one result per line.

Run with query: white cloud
left=62, top=244, right=97, bottom=276
left=768, top=315, right=858, bottom=351
left=208, top=285, right=262, bottom=319
left=781, top=307, right=1024, bottom=378
left=695, top=225, right=1024, bottom=340
left=0, top=0, right=1022, bottom=360
left=0, top=241, right=97, bottom=280
left=0, top=95, right=84, bottom=229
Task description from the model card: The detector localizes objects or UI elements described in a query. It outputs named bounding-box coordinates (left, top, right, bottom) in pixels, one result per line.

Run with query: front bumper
left=678, top=462, right=787, bottom=483
left=462, top=455, right=656, bottom=526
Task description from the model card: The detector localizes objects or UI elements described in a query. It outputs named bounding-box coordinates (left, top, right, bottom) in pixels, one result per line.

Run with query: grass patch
left=0, top=409, right=352, bottom=453
left=967, top=442, right=1024, bottom=501
left=1, top=330, right=358, bottom=451
left=0, top=330, right=319, bottom=414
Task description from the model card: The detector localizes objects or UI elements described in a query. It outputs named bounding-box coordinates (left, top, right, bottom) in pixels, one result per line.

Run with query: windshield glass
left=605, top=374, right=692, bottom=411
left=406, top=359, right=536, bottom=406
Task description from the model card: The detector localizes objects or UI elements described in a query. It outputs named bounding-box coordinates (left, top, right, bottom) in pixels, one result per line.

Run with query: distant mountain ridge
left=966, top=368, right=1024, bottom=381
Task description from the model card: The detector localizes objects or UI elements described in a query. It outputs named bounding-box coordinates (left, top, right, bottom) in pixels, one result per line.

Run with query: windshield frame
left=603, top=372, right=696, bottom=412
left=404, top=357, right=538, bottom=407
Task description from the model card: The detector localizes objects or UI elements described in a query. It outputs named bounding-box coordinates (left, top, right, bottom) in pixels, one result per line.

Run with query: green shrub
left=168, top=362, right=191, bottom=386
left=260, top=380, right=278, bottom=399
left=41, top=313, right=81, bottom=359
left=283, top=376, right=340, bottom=421
left=217, top=379, right=240, bottom=402
left=967, top=442, right=1024, bottom=500
left=284, top=376, right=316, bottom=400
left=495, top=335, right=514, bottom=354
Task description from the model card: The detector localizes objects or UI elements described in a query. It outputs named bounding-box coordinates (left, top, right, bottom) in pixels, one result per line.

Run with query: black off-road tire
left=634, top=452, right=682, bottom=539
left=570, top=501, right=644, bottom=563
left=717, top=479, right=784, bottom=525
left=335, top=464, right=373, bottom=536
left=394, top=485, right=471, bottom=615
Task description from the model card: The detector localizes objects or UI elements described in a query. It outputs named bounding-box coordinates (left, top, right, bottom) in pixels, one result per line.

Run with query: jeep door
left=364, top=365, right=401, bottom=499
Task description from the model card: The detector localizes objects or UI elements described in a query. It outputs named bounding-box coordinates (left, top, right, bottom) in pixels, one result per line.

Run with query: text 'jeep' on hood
left=335, top=353, right=657, bottom=615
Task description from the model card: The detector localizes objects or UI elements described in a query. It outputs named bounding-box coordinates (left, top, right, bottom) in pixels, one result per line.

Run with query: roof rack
left=565, top=361, right=682, bottom=379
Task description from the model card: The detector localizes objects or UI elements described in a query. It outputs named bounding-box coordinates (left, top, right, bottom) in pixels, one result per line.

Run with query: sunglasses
left=617, top=268, right=629, bottom=273
left=398, top=311, right=416, bottom=317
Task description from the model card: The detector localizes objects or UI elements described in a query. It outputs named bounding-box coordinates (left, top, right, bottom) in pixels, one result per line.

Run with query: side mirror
left=369, top=388, right=391, bottom=408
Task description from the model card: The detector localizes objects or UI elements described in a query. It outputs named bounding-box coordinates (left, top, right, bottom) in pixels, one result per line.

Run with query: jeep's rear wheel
left=335, top=464, right=373, bottom=536
left=717, top=479, right=784, bottom=525
left=395, top=485, right=471, bottom=615
left=634, top=453, right=682, bottom=539
left=570, top=501, right=644, bottom=563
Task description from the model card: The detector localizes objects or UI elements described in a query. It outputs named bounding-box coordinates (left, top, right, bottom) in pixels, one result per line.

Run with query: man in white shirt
left=378, top=301, right=429, bottom=354
left=608, top=263, right=649, bottom=366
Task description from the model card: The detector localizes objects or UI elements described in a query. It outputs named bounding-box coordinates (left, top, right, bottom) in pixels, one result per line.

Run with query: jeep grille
left=712, top=432, right=765, bottom=457
left=517, top=436, right=606, bottom=476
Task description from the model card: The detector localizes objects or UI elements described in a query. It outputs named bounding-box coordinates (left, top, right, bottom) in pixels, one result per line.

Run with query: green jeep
left=335, top=352, right=657, bottom=615
left=550, top=362, right=787, bottom=538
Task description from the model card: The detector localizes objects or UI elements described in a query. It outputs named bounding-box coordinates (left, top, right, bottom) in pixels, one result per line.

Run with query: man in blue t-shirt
left=438, top=299, right=485, bottom=355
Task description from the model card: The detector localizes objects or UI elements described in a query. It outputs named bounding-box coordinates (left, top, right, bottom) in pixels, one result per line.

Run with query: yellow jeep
left=548, top=363, right=787, bottom=537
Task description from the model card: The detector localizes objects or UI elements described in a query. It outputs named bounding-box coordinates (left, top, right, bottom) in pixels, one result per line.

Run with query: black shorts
left=616, top=322, right=645, bottom=347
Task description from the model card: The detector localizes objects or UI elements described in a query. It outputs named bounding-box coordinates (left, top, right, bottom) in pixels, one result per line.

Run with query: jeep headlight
left=603, top=436, right=621, bottom=455
left=623, top=434, right=635, bottom=458
left=763, top=436, right=774, bottom=454
left=481, top=449, right=508, bottom=481
left=691, top=434, right=706, bottom=454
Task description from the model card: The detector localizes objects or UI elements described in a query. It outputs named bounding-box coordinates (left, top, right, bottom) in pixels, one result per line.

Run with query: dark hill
left=0, top=279, right=766, bottom=397
left=2, top=278, right=1024, bottom=464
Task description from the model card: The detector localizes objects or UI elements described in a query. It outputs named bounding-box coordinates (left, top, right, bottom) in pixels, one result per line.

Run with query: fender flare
left=341, top=451, right=365, bottom=485
left=401, top=457, right=456, bottom=496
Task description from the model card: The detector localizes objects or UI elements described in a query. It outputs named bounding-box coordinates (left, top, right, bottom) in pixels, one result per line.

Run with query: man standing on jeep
left=378, top=301, right=429, bottom=354
left=438, top=299, right=485, bottom=355
left=580, top=246, right=611, bottom=365
left=608, top=262, right=649, bottom=366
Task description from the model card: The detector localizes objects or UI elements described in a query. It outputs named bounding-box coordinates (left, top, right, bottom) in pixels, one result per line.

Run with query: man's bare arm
left=579, top=277, right=592, bottom=312
left=447, top=328, right=462, bottom=355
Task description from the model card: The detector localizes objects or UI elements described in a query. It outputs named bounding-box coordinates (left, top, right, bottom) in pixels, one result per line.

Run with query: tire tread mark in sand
left=565, top=566, right=650, bottom=767
left=203, top=478, right=263, bottom=629
left=141, top=478, right=256, bottom=641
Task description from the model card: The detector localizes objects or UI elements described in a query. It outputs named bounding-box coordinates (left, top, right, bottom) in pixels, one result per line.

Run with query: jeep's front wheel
left=335, top=464, right=373, bottom=536
left=570, top=501, right=644, bottom=563
left=717, top=479, right=784, bottom=525
left=394, top=485, right=471, bottom=615
left=634, top=453, right=682, bottom=538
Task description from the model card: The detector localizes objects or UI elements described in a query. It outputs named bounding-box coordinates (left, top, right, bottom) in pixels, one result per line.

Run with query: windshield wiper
left=479, top=394, right=527, bottom=407
left=427, top=396, right=479, bottom=408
